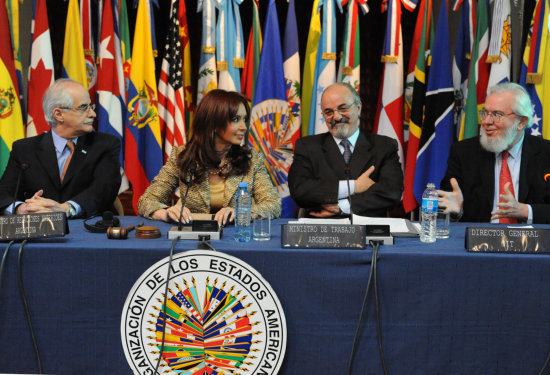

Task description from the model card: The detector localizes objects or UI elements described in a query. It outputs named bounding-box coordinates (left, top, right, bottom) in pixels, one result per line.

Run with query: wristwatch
left=68, top=203, right=77, bottom=218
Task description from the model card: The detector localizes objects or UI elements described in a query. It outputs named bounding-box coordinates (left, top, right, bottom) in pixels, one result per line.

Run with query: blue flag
left=249, top=0, right=296, bottom=218
left=413, top=0, right=456, bottom=198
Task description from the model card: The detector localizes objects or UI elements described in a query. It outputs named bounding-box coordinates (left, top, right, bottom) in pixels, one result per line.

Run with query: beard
left=480, top=120, right=520, bottom=153
left=329, top=117, right=357, bottom=139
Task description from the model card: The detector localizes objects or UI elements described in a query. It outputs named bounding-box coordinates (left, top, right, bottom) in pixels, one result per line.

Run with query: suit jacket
left=440, top=135, right=550, bottom=223
left=288, top=131, right=404, bottom=217
left=0, top=131, right=121, bottom=217
left=137, top=146, right=281, bottom=219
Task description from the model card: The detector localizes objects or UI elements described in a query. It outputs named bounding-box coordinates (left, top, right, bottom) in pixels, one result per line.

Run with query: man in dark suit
left=439, top=82, right=550, bottom=223
left=288, top=82, right=403, bottom=217
left=0, top=79, right=121, bottom=218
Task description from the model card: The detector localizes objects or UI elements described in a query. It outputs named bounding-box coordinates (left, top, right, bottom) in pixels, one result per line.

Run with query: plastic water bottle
left=421, top=182, right=438, bottom=243
left=234, top=182, right=252, bottom=242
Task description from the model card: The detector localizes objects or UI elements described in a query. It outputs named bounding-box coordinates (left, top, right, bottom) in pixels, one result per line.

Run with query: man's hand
left=354, top=166, right=375, bottom=194
left=309, top=204, right=341, bottom=218
left=491, top=182, right=529, bottom=221
left=22, top=190, right=70, bottom=215
left=437, top=178, right=463, bottom=215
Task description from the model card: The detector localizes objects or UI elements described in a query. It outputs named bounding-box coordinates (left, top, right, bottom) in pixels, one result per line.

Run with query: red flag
left=159, top=0, right=186, bottom=162
left=26, top=0, right=54, bottom=136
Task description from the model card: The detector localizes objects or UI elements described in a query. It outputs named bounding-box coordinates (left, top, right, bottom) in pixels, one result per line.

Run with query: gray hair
left=322, top=82, right=362, bottom=106
left=42, top=78, right=79, bottom=126
left=487, top=82, right=534, bottom=128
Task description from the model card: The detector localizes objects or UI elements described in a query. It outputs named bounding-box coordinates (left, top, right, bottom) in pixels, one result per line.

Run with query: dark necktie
left=61, top=141, right=74, bottom=182
left=499, top=150, right=517, bottom=224
left=341, top=139, right=352, bottom=165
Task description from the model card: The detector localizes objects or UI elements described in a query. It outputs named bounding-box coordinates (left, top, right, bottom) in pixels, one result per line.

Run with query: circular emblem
left=121, top=250, right=286, bottom=374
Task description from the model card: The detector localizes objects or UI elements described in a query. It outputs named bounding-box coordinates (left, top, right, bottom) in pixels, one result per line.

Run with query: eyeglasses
left=60, top=103, right=96, bottom=113
left=479, top=109, right=516, bottom=123
left=323, top=102, right=356, bottom=119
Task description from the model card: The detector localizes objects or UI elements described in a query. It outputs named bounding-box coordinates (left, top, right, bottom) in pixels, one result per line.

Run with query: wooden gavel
left=107, top=223, right=143, bottom=239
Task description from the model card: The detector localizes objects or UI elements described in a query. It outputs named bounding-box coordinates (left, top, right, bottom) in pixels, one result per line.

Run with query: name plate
left=0, top=213, right=69, bottom=241
left=281, top=224, right=366, bottom=249
left=466, top=227, right=550, bottom=254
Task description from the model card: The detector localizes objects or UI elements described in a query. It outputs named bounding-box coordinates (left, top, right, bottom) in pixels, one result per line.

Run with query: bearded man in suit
left=0, top=78, right=121, bottom=218
left=439, top=82, right=550, bottom=223
left=288, top=82, right=403, bottom=218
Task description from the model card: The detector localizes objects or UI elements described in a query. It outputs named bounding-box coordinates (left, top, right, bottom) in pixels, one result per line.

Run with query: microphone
left=177, top=165, right=196, bottom=231
left=344, top=166, right=354, bottom=224
left=10, top=161, right=29, bottom=214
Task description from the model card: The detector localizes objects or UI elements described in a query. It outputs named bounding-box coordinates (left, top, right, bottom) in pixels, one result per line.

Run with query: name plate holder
left=466, top=227, right=550, bottom=254
left=281, top=224, right=366, bottom=249
left=0, top=212, right=69, bottom=241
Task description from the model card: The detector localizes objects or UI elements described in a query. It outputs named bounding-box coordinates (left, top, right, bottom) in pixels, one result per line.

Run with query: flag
left=487, top=0, right=511, bottom=87
left=520, top=0, right=547, bottom=138
left=241, top=0, right=262, bottom=104
left=125, top=0, right=163, bottom=212
left=62, top=0, right=87, bottom=87
left=0, top=1, right=24, bottom=174
left=413, top=0, right=455, bottom=199
left=97, top=0, right=126, bottom=167
left=26, top=0, right=54, bottom=137
left=97, top=0, right=129, bottom=193
left=338, top=0, right=368, bottom=93
left=452, top=0, right=475, bottom=132
left=374, top=0, right=416, bottom=170
left=402, top=0, right=432, bottom=212
left=158, top=0, right=186, bottom=162
left=283, top=0, right=301, bottom=147
left=403, top=0, right=431, bottom=149
left=179, top=0, right=194, bottom=138
left=119, top=0, right=132, bottom=89
left=459, top=0, right=490, bottom=140
left=308, top=0, right=341, bottom=135
left=250, top=0, right=296, bottom=218
left=197, top=0, right=217, bottom=103
left=216, top=0, right=245, bottom=92
left=81, top=0, right=97, bottom=102
left=6, top=0, right=24, bottom=107
left=301, top=0, right=321, bottom=136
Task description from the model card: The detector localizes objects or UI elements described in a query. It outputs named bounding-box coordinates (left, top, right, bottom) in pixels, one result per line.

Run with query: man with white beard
left=438, top=82, right=550, bottom=223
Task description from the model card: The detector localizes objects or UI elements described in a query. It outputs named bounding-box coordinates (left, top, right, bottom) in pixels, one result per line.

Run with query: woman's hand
left=152, top=204, right=192, bottom=223
left=214, top=207, right=234, bottom=226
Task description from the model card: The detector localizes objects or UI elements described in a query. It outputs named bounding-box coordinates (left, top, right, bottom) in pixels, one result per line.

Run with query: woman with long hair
left=137, top=89, right=281, bottom=226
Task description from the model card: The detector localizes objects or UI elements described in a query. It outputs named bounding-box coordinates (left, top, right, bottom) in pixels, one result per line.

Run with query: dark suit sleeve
left=351, top=138, right=403, bottom=216
left=70, top=135, right=121, bottom=216
left=0, top=142, right=27, bottom=211
left=288, top=137, right=340, bottom=209
left=526, top=138, right=550, bottom=224
left=440, top=142, right=462, bottom=192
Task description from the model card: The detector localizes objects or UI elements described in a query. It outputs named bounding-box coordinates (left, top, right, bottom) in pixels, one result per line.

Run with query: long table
left=1, top=217, right=550, bottom=374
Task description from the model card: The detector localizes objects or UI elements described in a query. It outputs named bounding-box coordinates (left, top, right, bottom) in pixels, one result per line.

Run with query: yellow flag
left=62, top=0, right=87, bottom=87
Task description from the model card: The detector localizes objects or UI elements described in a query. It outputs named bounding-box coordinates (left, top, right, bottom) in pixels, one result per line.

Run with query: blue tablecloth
left=1, top=218, right=549, bottom=374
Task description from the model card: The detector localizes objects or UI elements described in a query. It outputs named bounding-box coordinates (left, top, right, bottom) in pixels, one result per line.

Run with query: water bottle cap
left=238, top=182, right=248, bottom=188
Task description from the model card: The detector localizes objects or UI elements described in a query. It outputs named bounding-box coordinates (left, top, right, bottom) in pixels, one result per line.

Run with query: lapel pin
left=82, top=149, right=87, bottom=154
left=544, top=173, right=550, bottom=182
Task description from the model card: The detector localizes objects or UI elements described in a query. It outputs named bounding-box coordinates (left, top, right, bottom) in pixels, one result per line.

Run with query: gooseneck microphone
left=10, top=162, right=29, bottom=214
left=177, top=165, right=196, bottom=231
left=155, top=165, right=196, bottom=375
left=344, top=166, right=355, bottom=224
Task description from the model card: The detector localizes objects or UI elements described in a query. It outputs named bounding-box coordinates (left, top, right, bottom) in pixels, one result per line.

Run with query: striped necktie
left=340, top=139, right=352, bottom=165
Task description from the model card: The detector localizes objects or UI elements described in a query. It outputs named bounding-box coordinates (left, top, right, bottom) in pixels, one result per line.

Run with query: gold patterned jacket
left=137, top=146, right=281, bottom=219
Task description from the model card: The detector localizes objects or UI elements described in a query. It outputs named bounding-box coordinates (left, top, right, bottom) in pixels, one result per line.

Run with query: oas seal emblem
left=121, top=250, right=286, bottom=374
